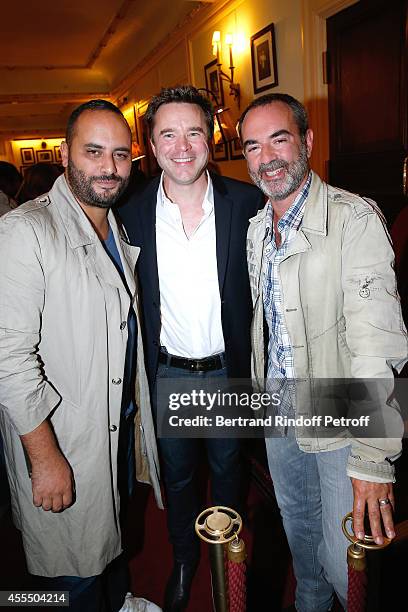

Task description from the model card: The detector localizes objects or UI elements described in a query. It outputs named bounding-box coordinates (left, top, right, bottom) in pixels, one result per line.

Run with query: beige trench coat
left=0, top=175, right=162, bottom=578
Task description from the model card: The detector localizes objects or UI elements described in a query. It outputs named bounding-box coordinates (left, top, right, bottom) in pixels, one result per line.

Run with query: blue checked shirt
left=263, top=172, right=312, bottom=414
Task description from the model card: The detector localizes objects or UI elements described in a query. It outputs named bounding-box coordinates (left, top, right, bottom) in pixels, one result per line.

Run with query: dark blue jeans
left=155, top=360, right=241, bottom=564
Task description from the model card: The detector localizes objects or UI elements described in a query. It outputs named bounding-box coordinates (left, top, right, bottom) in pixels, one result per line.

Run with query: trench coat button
left=112, top=378, right=122, bottom=385
left=109, top=424, right=118, bottom=432
left=120, top=321, right=127, bottom=330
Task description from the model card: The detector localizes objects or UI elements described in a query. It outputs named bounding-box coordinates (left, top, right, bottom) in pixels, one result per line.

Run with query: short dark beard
left=249, top=141, right=309, bottom=201
left=67, top=159, right=129, bottom=208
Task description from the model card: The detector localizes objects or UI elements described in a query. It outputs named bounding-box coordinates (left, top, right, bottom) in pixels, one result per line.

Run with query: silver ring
left=379, top=498, right=391, bottom=507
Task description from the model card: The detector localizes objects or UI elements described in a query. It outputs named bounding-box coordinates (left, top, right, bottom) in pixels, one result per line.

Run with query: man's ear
left=305, top=129, right=313, bottom=158
left=60, top=141, right=69, bottom=168
left=150, top=138, right=157, bottom=158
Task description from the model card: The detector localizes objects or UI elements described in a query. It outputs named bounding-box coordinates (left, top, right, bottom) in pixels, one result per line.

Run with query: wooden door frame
left=301, top=0, right=359, bottom=179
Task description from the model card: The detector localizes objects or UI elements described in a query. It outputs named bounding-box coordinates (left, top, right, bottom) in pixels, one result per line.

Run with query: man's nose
left=259, top=142, right=277, bottom=164
left=100, top=154, right=117, bottom=175
left=177, top=135, right=192, bottom=151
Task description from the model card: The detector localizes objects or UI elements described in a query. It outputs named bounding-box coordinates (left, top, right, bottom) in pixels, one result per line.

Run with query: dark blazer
left=118, top=172, right=264, bottom=389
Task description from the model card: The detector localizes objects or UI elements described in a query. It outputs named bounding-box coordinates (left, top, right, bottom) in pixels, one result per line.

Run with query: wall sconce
left=211, top=30, right=241, bottom=106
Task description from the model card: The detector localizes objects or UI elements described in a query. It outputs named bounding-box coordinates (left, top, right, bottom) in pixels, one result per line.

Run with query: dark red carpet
left=0, top=472, right=295, bottom=611
left=1, top=441, right=408, bottom=611
left=124, top=478, right=294, bottom=611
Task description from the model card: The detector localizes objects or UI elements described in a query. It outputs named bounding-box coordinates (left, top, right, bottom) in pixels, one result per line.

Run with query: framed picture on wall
left=211, top=141, right=228, bottom=162
left=20, top=147, right=35, bottom=165
left=251, top=23, right=278, bottom=94
left=54, top=145, right=62, bottom=163
left=204, top=59, right=224, bottom=106
left=36, top=149, right=53, bottom=163
left=229, top=137, right=244, bottom=160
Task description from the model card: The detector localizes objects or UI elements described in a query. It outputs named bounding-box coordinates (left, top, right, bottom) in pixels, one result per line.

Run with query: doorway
left=327, top=0, right=407, bottom=225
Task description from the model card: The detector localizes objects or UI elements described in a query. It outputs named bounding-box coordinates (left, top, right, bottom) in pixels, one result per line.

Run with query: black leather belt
left=158, top=351, right=225, bottom=372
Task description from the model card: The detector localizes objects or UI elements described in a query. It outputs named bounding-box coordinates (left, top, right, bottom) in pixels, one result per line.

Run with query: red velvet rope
left=227, top=558, right=246, bottom=612
left=348, top=565, right=367, bottom=612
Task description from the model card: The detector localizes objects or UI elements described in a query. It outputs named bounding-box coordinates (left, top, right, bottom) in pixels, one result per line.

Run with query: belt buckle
left=195, top=359, right=205, bottom=372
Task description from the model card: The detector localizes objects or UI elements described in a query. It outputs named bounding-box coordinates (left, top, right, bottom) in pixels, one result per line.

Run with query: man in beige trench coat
left=0, top=100, right=162, bottom=611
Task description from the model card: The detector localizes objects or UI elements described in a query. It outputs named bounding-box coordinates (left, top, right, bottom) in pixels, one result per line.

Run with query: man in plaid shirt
left=240, top=93, right=407, bottom=611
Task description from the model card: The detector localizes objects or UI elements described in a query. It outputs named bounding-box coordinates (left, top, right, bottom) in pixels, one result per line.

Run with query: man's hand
left=30, top=450, right=74, bottom=512
left=351, top=478, right=395, bottom=545
left=20, top=419, right=74, bottom=512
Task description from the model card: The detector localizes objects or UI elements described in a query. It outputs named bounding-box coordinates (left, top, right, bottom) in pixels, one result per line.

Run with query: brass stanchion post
left=195, top=506, right=243, bottom=612
left=209, top=543, right=228, bottom=612
left=342, top=512, right=391, bottom=612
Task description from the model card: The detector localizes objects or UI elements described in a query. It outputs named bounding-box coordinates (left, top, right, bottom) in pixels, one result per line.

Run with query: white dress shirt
left=156, top=171, right=224, bottom=358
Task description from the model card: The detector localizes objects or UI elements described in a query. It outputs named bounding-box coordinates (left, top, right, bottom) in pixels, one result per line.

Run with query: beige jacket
left=0, top=175, right=162, bottom=578
left=247, top=171, right=407, bottom=482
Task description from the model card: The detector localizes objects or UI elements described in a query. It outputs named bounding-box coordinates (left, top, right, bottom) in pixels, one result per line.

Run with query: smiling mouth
left=94, top=179, right=120, bottom=189
left=263, top=168, right=286, bottom=179
left=173, top=157, right=195, bottom=163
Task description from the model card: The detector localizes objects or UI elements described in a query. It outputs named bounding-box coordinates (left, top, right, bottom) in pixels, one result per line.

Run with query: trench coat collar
left=50, top=174, right=139, bottom=294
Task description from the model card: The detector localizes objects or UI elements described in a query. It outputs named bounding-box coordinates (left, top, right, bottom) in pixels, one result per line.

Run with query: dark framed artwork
left=54, top=145, right=62, bottom=163
left=211, top=141, right=228, bottom=162
left=204, top=59, right=224, bottom=106
left=20, top=147, right=35, bottom=165
left=229, top=137, right=244, bottom=160
left=36, top=149, right=53, bottom=163
left=251, top=23, right=278, bottom=94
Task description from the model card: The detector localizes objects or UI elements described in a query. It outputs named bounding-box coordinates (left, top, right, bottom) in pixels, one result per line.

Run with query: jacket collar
left=301, top=171, right=328, bottom=236
left=49, top=174, right=139, bottom=293
left=211, top=172, right=232, bottom=295
left=248, top=170, right=328, bottom=236
left=49, top=174, right=100, bottom=249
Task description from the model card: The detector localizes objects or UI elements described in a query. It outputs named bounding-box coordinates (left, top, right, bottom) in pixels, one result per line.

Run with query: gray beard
left=249, top=144, right=309, bottom=201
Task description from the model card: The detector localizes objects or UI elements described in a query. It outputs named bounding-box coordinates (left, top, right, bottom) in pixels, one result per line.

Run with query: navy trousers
left=155, top=360, right=241, bottom=564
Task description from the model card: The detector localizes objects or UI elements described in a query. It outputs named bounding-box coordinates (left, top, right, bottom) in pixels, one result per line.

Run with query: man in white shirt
left=119, top=85, right=263, bottom=611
